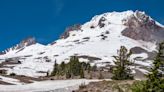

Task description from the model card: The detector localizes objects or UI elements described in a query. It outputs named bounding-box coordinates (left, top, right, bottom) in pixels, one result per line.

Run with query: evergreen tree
left=51, top=60, right=58, bottom=76
left=145, top=42, right=164, bottom=92
left=60, top=61, right=66, bottom=71
left=159, top=43, right=164, bottom=75
left=86, top=62, right=91, bottom=73
left=66, top=69, right=71, bottom=79
left=81, top=62, right=87, bottom=70
left=69, top=56, right=81, bottom=76
left=80, top=67, right=85, bottom=78
left=112, top=46, right=133, bottom=80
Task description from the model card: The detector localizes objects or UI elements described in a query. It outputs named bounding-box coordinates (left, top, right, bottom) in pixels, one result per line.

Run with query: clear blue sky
left=0, top=0, right=164, bottom=51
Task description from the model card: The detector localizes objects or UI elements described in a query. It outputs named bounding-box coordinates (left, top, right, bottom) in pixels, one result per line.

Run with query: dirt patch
left=77, top=55, right=102, bottom=62
left=0, top=61, right=20, bottom=69
left=130, top=46, right=156, bottom=60
left=0, top=80, right=14, bottom=85
left=2, top=75, right=47, bottom=84
left=74, top=80, right=135, bottom=92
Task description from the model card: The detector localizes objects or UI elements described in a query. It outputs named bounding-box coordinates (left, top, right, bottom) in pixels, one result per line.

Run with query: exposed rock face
left=130, top=47, right=148, bottom=54
left=2, top=37, right=36, bottom=54
left=130, top=47, right=156, bottom=60
left=60, top=24, right=81, bottom=39
left=16, top=37, right=36, bottom=49
left=122, top=11, right=164, bottom=42
left=98, top=17, right=106, bottom=28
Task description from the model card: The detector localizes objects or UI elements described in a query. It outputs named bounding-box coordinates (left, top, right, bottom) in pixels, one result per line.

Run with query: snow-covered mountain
left=0, top=10, right=163, bottom=77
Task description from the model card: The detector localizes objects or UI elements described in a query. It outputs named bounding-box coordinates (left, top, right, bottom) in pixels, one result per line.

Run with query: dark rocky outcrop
left=130, top=47, right=148, bottom=54
left=98, top=17, right=106, bottom=28
left=130, top=46, right=156, bottom=60
left=60, top=24, right=81, bottom=39
left=16, top=37, right=36, bottom=49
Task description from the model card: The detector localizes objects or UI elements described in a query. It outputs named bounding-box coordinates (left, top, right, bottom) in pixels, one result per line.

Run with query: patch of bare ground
left=0, top=61, right=20, bottom=69
left=0, top=80, right=14, bottom=85
left=134, top=69, right=146, bottom=80
left=77, top=55, right=102, bottom=62
left=74, top=80, right=135, bottom=92
left=2, top=75, right=47, bottom=84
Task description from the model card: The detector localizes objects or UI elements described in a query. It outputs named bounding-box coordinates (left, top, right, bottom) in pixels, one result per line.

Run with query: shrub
left=10, top=73, right=16, bottom=76
left=131, top=81, right=146, bottom=92
left=0, top=70, right=7, bottom=75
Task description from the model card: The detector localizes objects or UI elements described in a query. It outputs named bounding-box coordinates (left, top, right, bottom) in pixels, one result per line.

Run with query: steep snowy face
left=82, top=10, right=134, bottom=29
left=78, top=10, right=164, bottom=42
left=57, top=11, right=135, bottom=40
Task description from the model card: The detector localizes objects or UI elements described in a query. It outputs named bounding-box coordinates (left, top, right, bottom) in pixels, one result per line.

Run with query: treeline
left=51, top=56, right=96, bottom=78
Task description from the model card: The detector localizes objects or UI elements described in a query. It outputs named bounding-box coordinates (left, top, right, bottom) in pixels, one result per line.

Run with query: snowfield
left=0, top=79, right=100, bottom=92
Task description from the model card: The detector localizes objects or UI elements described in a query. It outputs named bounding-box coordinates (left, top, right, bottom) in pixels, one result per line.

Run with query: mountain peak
left=19, top=36, right=36, bottom=47
left=1, top=37, right=37, bottom=54
left=81, top=10, right=164, bottom=42
left=86, top=10, right=163, bottom=26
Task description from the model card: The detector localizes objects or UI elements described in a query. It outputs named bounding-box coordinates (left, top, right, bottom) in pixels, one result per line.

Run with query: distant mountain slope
left=1, top=37, right=37, bottom=55
left=0, top=10, right=163, bottom=77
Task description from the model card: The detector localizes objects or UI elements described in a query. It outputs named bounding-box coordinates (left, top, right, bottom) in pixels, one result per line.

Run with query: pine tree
left=51, top=60, right=58, bottom=76
left=60, top=61, right=66, bottom=71
left=112, top=46, right=133, bottom=80
left=80, top=67, right=85, bottom=78
left=86, top=62, right=91, bottom=73
left=69, top=56, right=81, bottom=76
left=145, top=42, right=164, bottom=92
left=81, top=62, right=87, bottom=70
left=66, top=69, right=71, bottom=79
